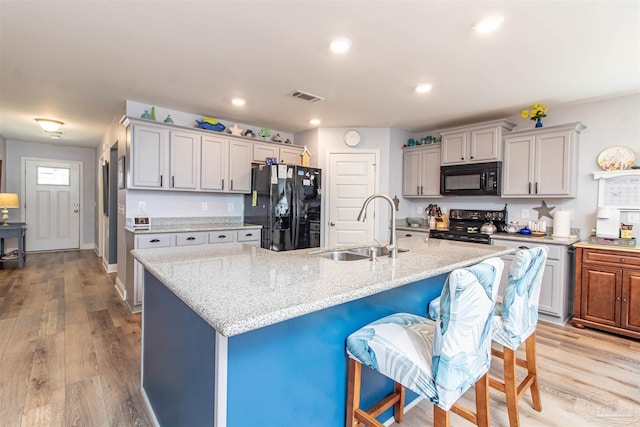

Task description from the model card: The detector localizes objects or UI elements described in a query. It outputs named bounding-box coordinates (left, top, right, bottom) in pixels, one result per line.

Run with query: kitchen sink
left=312, top=251, right=370, bottom=261
left=312, top=246, right=409, bottom=261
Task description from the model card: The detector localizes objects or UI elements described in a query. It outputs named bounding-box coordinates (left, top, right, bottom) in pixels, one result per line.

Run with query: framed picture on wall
left=118, top=156, right=125, bottom=189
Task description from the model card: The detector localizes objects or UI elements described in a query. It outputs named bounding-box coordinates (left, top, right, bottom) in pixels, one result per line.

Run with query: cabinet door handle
left=186, top=237, right=196, bottom=240
left=420, top=185, right=423, bottom=195
left=230, top=180, right=234, bottom=190
left=172, top=176, right=175, bottom=187
left=221, top=179, right=224, bottom=190
left=616, top=296, right=621, bottom=301
left=535, top=182, right=539, bottom=194
left=622, top=298, right=627, bottom=302
left=218, top=235, right=227, bottom=239
left=620, top=258, right=625, bottom=263
left=160, top=175, right=163, bottom=187
left=150, top=239, right=160, bottom=243
left=528, top=182, right=532, bottom=194
left=461, top=157, right=464, bottom=160
left=470, top=156, right=474, bottom=159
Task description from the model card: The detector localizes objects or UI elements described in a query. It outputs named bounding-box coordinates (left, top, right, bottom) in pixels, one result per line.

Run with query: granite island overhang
left=133, top=236, right=513, bottom=426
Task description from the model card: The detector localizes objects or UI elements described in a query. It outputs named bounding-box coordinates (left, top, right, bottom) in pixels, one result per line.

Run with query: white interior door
left=25, top=159, right=81, bottom=251
left=327, top=152, right=377, bottom=247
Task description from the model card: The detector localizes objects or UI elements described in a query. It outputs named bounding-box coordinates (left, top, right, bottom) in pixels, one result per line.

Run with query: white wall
left=0, top=134, right=5, bottom=192
left=406, top=94, right=640, bottom=239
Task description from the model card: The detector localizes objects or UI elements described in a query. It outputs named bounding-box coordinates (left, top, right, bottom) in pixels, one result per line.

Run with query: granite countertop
left=125, top=223, right=262, bottom=234
left=490, top=232, right=580, bottom=246
left=573, top=241, right=639, bottom=253
left=132, top=236, right=513, bottom=337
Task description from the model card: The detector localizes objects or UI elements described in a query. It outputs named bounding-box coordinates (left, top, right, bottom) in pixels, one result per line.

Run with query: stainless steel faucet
left=357, top=194, right=397, bottom=258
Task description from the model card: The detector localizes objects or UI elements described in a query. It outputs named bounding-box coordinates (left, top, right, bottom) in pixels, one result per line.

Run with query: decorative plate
left=597, top=145, right=636, bottom=171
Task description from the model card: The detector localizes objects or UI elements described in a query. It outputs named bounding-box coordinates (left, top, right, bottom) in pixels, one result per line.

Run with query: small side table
left=0, top=223, right=27, bottom=269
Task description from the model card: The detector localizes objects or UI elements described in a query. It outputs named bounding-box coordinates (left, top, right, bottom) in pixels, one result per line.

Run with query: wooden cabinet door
left=469, top=126, right=500, bottom=162
left=420, top=146, right=441, bottom=196
left=621, top=270, right=640, bottom=333
left=170, top=131, right=199, bottom=190
left=200, top=135, right=228, bottom=191
left=502, top=135, right=534, bottom=196
left=441, top=131, right=467, bottom=164
left=533, top=130, right=572, bottom=196
left=402, top=150, right=421, bottom=196
left=581, top=265, right=622, bottom=327
left=228, top=140, right=251, bottom=193
left=132, top=125, right=168, bottom=188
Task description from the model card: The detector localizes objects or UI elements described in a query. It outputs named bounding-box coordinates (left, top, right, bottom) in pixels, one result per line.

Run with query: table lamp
left=0, top=193, right=19, bottom=226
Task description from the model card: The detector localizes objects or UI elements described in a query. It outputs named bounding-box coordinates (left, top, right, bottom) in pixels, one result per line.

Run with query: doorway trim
left=20, top=156, right=85, bottom=250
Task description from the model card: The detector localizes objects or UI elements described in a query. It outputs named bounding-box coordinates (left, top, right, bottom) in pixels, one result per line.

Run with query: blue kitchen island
left=133, top=236, right=512, bottom=427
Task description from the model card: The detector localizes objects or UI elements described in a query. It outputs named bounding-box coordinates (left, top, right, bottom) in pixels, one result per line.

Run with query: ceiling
left=1, top=1, right=639, bottom=149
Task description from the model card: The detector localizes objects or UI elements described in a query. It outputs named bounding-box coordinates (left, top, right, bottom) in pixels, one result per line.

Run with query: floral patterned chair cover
left=346, top=257, right=503, bottom=411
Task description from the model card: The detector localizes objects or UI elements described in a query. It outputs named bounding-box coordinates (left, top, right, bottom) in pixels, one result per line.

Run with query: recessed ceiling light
left=472, top=15, right=504, bottom=33
left=310, top=118, right=321, bottom=126
left=415, top=83, right=433, bottom=93
left=329, top=37, right=351, bottom=53
left=231, top=98, right=246, bottom=106
left=35, top=118, right=64, bottom=132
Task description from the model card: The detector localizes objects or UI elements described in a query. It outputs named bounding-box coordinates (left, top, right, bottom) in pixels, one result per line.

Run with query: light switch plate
left=521, top=209, right=529, bottom=219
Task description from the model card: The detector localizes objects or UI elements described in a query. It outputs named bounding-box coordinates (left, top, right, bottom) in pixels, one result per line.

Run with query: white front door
left=327, top=152, right=377, bottom=247
left=25, top=159, right=81, bottom=251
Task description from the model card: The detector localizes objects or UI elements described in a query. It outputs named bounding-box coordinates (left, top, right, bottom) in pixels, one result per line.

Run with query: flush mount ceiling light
left=35, top=118, right=64, bottom=132
left=472, top=14, right=504, bottom=33
left=415, top=83, right=433, bottom=93
left=47, top=131, right=64, bottom=139
left=309, top=118, right=321, bottom=126
left=329, top=37, right=351, bottom=53
left=231, top=98, right=246, bottom=106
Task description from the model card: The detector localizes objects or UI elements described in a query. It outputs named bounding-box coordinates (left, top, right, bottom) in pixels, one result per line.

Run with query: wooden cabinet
left=438, top=120, right=515, bottom=165
left=253, top=142, right=301, bottom=165
left=200, top=135, right=251, bottom=193
left=491, top=237, right=573, bottom=324
left=573, top=245, right=640, bottom=339
left=402, top=144, right=442, bottom=197
left=502, top=122, right=585, bottom=198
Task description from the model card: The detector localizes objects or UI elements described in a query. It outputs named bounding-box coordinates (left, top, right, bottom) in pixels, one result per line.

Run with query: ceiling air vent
left=290, top=90, right=325, bottom=103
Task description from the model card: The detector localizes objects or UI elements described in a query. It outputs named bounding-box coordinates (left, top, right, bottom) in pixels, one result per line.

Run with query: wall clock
left=344, top=129, right=361, bottom=147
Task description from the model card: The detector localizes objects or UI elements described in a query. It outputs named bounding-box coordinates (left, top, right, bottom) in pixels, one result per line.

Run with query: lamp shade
left=35, top=118, right=64, bottom=132
left=0, top=193, right=19, bottom=208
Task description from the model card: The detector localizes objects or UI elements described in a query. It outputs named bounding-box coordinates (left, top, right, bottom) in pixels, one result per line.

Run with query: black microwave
left=440, top=161, right=502, bottom=196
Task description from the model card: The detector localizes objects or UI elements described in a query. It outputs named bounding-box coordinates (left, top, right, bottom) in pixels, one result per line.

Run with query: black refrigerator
left=244, top=164, right=322, bottom=251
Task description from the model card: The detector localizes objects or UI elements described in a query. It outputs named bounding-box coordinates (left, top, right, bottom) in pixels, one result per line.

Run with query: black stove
left=429, top=207, right=507, bottom=244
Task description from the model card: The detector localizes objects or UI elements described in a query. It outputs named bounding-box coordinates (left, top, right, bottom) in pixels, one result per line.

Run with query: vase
left=535, top=117, right=543, bottom=128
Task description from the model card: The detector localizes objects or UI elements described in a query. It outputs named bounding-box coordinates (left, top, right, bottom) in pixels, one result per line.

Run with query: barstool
left=490, top=246, right=548, bottom=427
left=345, top=258, right=503, bottom=427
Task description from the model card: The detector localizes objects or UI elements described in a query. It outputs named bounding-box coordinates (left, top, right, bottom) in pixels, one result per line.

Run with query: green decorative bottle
left=151, top=106, right=156, bottom=121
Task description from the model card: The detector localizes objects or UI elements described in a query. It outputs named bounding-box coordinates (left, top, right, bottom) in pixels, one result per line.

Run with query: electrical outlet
left=416, top=206, right=423, bottom=215
left=228, top=202, right=234, bottom=212
left=521, top=209, right=529, bottom=219
left=628, top=212, right=640, bottom=223
left=138, top=201, right=146, bottom=212
left=201, top=202, right=208, bottom=211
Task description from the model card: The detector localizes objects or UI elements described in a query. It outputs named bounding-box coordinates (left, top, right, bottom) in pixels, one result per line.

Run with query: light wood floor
left=1, top=251, right=638, bottom=427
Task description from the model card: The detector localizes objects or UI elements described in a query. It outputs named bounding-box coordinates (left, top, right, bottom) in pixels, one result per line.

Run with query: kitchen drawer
left=237, top=229, right=260, bottom=242
left=582, top=248, right=640, bottom=268
left=491, top=238, right=563, bottom=260
left=209, top=230, right=235, bottom=244
left=176, top=232, right=207, bottom=246
left=136, top=234, right=174, bottom=249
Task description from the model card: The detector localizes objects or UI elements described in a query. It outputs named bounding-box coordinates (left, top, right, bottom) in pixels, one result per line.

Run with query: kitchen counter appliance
left=429, top=207, right=507, bottom=244
left=440, top=161, right=502, bottom=196
left=244, top=164, right=321, bottom=251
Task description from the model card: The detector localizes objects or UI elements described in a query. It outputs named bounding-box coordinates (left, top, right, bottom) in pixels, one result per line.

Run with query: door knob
left=330, top=222, right=336, bottom=226
left=73, top=208, right=79, bottom=213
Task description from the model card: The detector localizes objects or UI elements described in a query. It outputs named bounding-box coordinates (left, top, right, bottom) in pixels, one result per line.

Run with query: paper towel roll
left=553, top=211, right=571, bottom=237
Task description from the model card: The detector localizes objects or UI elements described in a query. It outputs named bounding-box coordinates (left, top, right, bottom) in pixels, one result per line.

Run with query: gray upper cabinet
left=402, top=144, right=442, bottom=197
left=502, top=122, right=585, bottom=198
left=170, top=130, right=199, bottom=190
left=228, top=140, right=252, bottom=193
left=439, top=119, right=515, bottom=165
left=253, top=142, right=301, bottom=165
left=131, top=124, right=168, bottom=188
left=200, top=134, right=228, bottom=191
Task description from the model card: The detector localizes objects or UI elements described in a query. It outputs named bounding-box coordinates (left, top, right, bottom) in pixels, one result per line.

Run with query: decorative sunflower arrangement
left=521, top=104, right=548, bottom=121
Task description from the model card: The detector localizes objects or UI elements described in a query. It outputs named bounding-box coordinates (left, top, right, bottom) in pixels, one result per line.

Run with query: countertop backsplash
left=126, top=216, right=244, bottom=228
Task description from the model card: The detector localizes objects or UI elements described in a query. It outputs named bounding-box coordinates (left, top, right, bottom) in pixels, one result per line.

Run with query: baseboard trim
left=102, top=258, right=117, bottom=273
left=80, top=243, right=93, bottom=250
left=115, top=277, right=126, bottom=301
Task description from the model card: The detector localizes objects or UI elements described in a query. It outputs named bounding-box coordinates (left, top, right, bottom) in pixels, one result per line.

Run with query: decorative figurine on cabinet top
left=258, top=128, right=271, bottom=139
left=272, top=133, right=283, bottom=143
left=163, top=115, right=174, bottom=124
left=244, top=129, right=255, bottom=138
left=228, top=123, right=243, bottom=136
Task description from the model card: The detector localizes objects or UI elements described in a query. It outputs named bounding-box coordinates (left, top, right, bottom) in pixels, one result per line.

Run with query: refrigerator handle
left=291, top=177, right=297, bottom=248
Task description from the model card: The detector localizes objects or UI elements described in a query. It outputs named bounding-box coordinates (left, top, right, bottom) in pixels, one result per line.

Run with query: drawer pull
left=405, top=233, right=413, bottom=237
left=622, top=298, right=627, bottom=302
left=218, top=235, right=227, bottom=239
left=186, top=237, right=196, bottom=241
left=518, top=246, right=530, bottom=250
left=245, top=233, right=253, bottom=237
left=620, top=258, right=625, bottom=263
left=150, top=239, right=160, bottom=243
left=616, top=297, right=621, bottom=301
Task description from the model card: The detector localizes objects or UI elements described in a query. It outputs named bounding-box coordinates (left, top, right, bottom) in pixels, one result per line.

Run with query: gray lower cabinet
left=491, top=237, right=573, bottom=324
left=125, top=228, right=260, bottom=312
